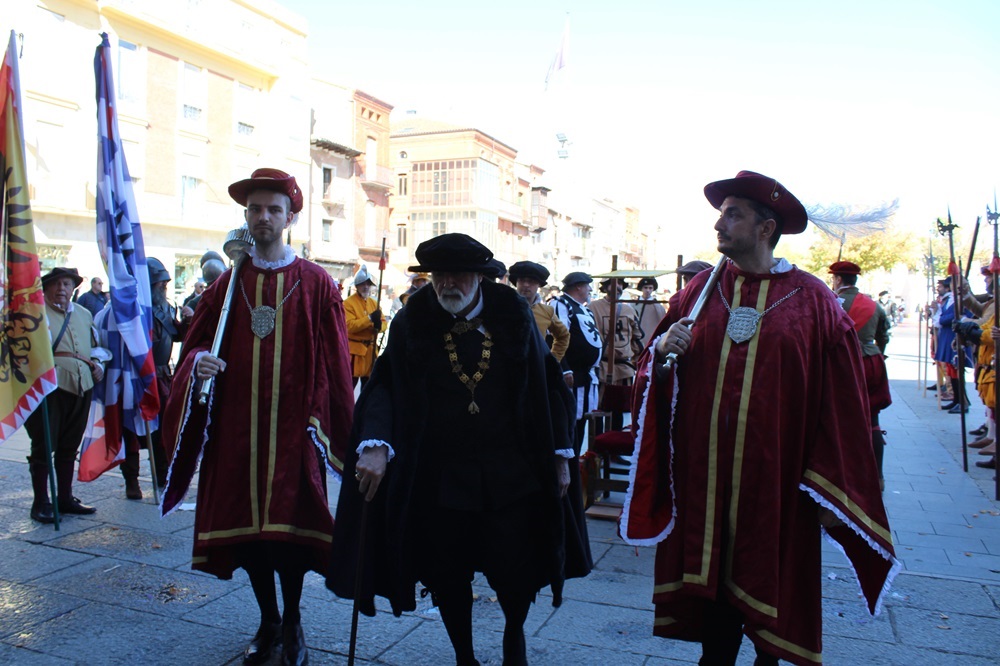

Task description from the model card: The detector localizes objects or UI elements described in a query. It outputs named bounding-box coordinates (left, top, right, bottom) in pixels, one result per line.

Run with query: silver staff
left=660, top=255, right=727, bottom=371
left=198, top=226, right=254, bottom=405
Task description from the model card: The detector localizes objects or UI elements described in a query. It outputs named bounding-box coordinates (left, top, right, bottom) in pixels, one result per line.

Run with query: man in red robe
left=161, top=168, right=354, bottom=666
left=829, top=261, right=892, bottom=491
left=623, top=171, right=899, bottom=666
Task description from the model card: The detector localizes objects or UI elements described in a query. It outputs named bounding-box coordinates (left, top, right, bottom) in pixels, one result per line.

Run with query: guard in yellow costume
left=344, top=265, right=385, bottom=388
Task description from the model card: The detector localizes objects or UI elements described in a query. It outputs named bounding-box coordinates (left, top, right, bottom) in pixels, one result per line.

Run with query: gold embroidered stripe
left=198, top=525, right=260, bottom=541
left=803, top=469, right=893, bottom=544
left=309, top=416, right=344, bottom=471
left=725, top=280, right=778, bottom=619
left=697, top=276, right=744, bottom=582
left=248, top=273, right=264, bottom=531
left=653, top=580, right=684, bottom=594
left=262, top=525, right=333, bottom=542
left=263, top=273, right=285, bottom=527
left=754, top=629, right=823, bottom=664
left=653, top=616, right=677, bottom=628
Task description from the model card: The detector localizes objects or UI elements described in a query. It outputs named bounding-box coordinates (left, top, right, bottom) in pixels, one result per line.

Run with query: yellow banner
left=0, top=31, right=56, bottom=443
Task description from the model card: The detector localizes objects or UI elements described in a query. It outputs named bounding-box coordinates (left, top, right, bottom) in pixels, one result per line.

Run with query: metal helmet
left=353, top=265, right=374, bottom=287
left=147, top=257, right=171, bottom=285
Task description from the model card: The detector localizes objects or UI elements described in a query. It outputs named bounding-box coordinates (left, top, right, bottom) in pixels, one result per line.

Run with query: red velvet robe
left=160, top=257, right=354, bottom=579
left=622, top=261, right=899, bottom=665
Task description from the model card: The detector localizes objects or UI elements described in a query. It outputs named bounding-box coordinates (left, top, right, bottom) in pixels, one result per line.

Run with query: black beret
left=562, top=271, right=592, bottom=288
left=408, top=233, right=493, bottom=273
left=508, top=261, right=550, bottom=286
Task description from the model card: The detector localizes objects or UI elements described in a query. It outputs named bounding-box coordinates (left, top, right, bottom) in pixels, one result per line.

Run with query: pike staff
left=987, top=195, right=1000, bottom=501
left=937, top=211, right=970, bottom=472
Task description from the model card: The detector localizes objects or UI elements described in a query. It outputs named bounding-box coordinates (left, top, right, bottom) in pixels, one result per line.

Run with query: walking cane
left=198, top=227, right=253, bottom=406
left=348, top=500, right=369, bottom=666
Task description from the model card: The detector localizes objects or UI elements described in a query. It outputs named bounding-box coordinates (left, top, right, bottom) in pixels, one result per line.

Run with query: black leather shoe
left=947, top=403, right=969, bottom=414
left=926, top=383, right=938, bottom=391
left=970, top=424, right=988, bottom=436
left=976, top=458, right=996, bottom=469
left=30, top=502, right=55, bottom=524
left=244, top=621, right=281, bottom=665
left=281, top=621, right=308, bottom=666
left=58, top=497, right=96, bottom=515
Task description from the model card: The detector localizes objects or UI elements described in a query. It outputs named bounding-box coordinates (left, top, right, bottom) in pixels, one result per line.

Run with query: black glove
left=953, top=320, right=982, bottom=343
left=369, top=311, right=383, bottom=332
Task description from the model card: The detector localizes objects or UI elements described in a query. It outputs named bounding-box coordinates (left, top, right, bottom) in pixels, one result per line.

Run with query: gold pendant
left=251, top=305, right=276, bottom=338
left=726, top=307, right=761, bottom=344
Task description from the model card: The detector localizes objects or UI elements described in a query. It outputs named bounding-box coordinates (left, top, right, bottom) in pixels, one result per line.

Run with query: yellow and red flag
left=0, top=31, right=57, bottom=443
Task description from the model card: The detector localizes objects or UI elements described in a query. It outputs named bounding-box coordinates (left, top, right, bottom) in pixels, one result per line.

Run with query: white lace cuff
left=555, top=448, right=575, bottom=459
left=357, top=439, right=395, bottom=461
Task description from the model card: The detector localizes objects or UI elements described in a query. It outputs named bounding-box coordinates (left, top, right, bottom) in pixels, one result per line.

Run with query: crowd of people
left=25, top=167, right=901, bottom=666
left=925, top=269, right=999, bottom=472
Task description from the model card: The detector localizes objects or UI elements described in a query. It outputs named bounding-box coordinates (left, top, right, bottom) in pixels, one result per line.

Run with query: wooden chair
left=584, top=383, right=635, bottom=518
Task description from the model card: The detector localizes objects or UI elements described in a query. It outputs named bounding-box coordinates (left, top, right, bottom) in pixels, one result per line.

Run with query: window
left=397, top=173, right=408, bottom=197
left=117, top=40, right=144, bottom=107
left=322, top=167, right=335, bottom=199
left=409, top=160, right=480, bottom=207
left=396, top=224, right=407, bottom=248
left=180, top=175, right=202, bottom=217
left=180, top=62, right=206, bottom=128
left=234, top=82, right=257, bottom=139
left=322, top=219, right=332, bottom=242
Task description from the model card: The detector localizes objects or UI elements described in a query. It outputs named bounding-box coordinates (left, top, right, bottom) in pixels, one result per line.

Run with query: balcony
left=321, top=181, right=351, bottom=207
left=497, top=198, right=525, bottom=225
left=360, top=164, right=394, bottom=191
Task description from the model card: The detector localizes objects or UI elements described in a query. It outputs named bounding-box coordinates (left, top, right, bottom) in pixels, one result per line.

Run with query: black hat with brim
left=407, top=233, right=494, bottom=273
left=599, top=278, right=631, bottom=293
left=41, top=267, right=84, bottom=289
left=508, top=261, right=550, bottom=286
left=637, top=277, right=658, bottom=289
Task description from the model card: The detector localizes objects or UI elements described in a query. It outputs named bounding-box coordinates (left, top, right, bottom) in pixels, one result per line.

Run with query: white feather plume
left=806, top=199, right=899, bottom=243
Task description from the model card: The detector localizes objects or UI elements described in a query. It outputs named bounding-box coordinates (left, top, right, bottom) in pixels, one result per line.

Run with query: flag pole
left=144, top=430, right=160, bottom=505
left=375, top=234, right=387, bottom=354
left=40, top=400, right=60, bottom=530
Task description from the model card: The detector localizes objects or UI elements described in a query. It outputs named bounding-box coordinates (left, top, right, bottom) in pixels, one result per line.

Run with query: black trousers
left=419, top=494, right=544, bottom=597
left=25, top=388, right=92, bottom=466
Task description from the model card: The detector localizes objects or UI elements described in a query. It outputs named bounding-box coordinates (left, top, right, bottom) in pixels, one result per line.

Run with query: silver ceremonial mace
left=660, top=255, right=727, bottom=371
left=197, top=226, right=254, bottom=405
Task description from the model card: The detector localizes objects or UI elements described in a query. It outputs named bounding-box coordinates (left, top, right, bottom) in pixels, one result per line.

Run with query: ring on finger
left=355, top=471, right=363, bottom=481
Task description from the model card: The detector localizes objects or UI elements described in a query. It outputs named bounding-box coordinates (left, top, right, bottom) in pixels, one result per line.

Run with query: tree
left=803, top=223, right=922, bottom=275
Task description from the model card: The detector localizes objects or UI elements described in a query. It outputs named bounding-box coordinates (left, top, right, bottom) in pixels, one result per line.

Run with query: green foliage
left=804, top=223, right=922, bottom=274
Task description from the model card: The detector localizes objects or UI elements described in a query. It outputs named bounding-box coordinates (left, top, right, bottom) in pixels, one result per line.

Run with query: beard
left=437, top=286, right=477, bottom=314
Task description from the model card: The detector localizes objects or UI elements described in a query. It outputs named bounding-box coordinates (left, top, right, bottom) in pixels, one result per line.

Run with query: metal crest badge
left=250, top=305, right=277, bottom=338
left=726, top=307, right=762, bottom=344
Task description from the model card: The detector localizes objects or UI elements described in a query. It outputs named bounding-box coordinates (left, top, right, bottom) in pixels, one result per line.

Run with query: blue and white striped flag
left=80, top=32, right=159, bottom=481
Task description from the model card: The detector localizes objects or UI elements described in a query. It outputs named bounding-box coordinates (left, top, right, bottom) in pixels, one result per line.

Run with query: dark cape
left=326, top=280, right=592, bottom=616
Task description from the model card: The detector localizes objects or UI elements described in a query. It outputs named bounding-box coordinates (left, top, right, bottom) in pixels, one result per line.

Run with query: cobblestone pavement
left=0, top=319, right=998, bottom=664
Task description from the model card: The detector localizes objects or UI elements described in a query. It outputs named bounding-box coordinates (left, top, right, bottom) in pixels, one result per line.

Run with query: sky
left=280, top=0, right=1000, bottom=262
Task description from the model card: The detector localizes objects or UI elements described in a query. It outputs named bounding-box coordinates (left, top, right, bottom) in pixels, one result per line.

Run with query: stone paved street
left=1, top=318, right=998, bottom=664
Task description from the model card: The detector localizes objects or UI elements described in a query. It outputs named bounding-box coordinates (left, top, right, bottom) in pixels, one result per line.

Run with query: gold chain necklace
left=443, top=317, right=492, bottom=414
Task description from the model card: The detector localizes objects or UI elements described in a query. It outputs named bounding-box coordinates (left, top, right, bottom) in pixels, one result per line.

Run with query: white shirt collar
left=249, top=245, right=296, bottom=270
left=771, top=257, right=793, bottom=274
